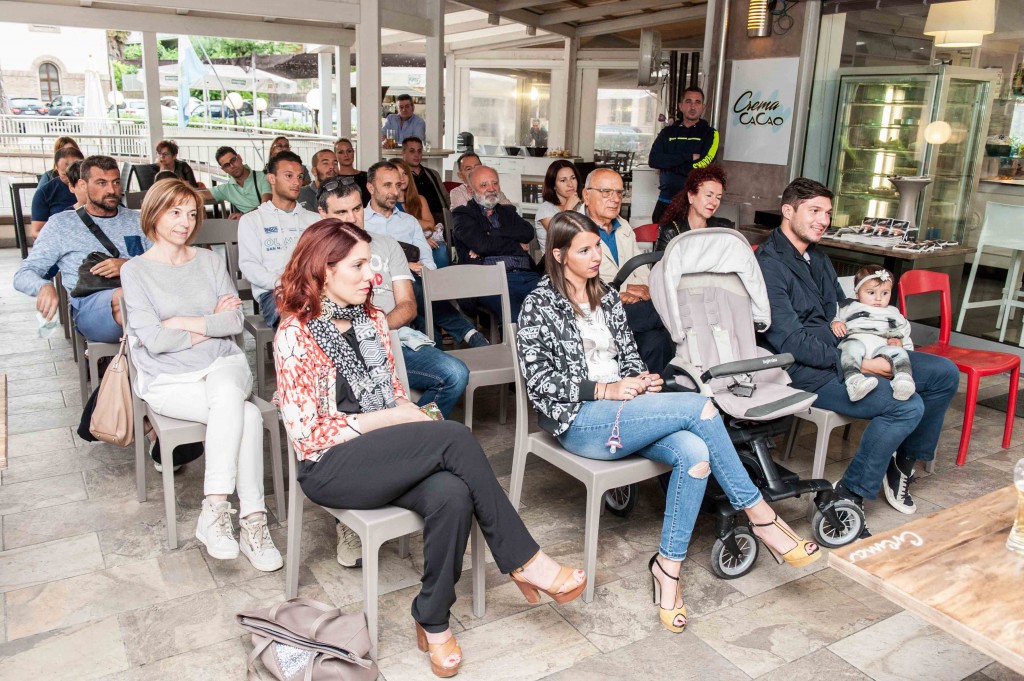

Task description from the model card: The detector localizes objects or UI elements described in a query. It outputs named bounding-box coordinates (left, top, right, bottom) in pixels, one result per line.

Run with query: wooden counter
left=829, top=486, right=1024, bottom=675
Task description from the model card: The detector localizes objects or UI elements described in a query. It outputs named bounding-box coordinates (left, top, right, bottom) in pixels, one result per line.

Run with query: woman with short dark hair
left=534, top=159, right=582, bottom=252
left=274, top=219, right=586, bottom=678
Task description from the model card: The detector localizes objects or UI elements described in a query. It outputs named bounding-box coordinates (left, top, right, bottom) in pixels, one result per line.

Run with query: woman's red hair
left=660, top=164, right=728, bottom=225
left=276, top=219, right=373, bottom=323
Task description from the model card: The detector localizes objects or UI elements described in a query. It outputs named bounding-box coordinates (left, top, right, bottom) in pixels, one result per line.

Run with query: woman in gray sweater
left=121, top=179, right=282, bottom=572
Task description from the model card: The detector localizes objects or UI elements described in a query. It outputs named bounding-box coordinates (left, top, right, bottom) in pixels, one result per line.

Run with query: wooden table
left=829, top=486, right=1024, bottom=674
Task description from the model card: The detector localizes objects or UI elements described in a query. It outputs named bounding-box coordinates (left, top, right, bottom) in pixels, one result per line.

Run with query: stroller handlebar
left=699, top=353, right=795, bottom=382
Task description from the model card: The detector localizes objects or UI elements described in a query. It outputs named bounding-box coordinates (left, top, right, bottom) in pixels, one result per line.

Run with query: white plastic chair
left=957, top=202, right=1024, bottom=343
left=282, top=331, right=485, bottom=660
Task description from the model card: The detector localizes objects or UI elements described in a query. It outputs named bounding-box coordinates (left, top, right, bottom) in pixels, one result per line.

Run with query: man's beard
left=475, top=192, right=499, bottom=210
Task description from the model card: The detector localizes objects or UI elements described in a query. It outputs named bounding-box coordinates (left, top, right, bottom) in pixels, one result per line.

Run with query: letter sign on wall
left=723, top=57, right=800, bottom=165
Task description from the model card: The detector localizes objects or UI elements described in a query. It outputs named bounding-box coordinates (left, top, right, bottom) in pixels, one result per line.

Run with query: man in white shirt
left=448, top=152, right=512, bottom=210
left=364, top=160, right=487, bottom=348
left=238, top=150, right=320, bottom=327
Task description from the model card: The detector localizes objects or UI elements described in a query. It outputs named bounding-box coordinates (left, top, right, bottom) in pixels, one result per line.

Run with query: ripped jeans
left=558, top=392, right=763, bottom=560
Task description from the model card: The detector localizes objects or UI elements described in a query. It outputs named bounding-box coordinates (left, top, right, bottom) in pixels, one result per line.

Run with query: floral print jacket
left=274, top=308, right=408, bottom=461
left=516, top=277, right=646, bottom=436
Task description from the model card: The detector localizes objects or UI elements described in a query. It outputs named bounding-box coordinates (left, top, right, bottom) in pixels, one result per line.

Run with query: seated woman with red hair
left=273, top=219, right=586, bottom=678
left=655, top=164, right=733, bottom=251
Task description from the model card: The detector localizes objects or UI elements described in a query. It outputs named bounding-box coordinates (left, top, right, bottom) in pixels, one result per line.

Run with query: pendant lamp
left=924, top=0, right=994, bottom=48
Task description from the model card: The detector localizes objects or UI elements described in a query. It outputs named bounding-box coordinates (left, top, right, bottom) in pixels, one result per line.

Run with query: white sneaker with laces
left=196, top=499, right=239, bottom=560
left=336, top=522, right=363, bottom=568
left=239, top=514, right=283, bottom=572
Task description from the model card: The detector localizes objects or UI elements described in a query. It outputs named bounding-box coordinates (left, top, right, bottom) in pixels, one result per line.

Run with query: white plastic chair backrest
left=422, top=262, right=513, bottom=346
left=498, top=172, right=523, bottom=206
left=838, top=276, right=856, bottom=299
left=388, top=329, right=411, bottom=393
left=977, top=202, right=1024, bottom=251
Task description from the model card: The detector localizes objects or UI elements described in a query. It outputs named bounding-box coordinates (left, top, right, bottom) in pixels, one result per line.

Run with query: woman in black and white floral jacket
left=516, top=211, right=820, bottom=636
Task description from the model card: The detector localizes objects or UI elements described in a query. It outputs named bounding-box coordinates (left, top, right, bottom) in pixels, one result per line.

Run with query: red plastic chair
left=443, top=181, right=462, bottom=194
left=633, top=223, right=659, bottom=243
left=898, top=270, right=1020, bottom=466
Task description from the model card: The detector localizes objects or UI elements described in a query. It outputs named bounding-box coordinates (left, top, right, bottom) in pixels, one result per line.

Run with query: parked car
left=9, top=97, right=49, bottom=115
left=48, top=95, right=85, bottom=117
left=202, top=99, right=255, bottom=119
left=160, top=95, right=203, bottom=117
left=110, top=99, right=178, bottom=119
left=270, top=102, right=312, bottom=124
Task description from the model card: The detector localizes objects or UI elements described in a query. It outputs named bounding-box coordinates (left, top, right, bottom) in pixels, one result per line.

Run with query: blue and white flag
left=177, top=36, right=208, bottom=127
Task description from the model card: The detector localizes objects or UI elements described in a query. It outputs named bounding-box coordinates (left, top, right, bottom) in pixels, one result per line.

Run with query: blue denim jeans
left=70, top=289, right=123, bottom=343
left=401, top=343, right=469, bottom=419
left=479, top=270, right=540, bottom=323
left=258, top=291, right=279, bottom=328
left=557, top=393, right=763, bottom=560
left=812, top=350, right=959, bottom=500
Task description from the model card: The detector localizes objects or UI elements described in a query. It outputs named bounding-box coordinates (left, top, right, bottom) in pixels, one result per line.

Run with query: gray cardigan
left=120, top=248, right=244, bottom=393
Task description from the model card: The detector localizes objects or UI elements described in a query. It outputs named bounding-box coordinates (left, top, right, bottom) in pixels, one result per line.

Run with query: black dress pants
left=298, top=420, right=539, bottom=633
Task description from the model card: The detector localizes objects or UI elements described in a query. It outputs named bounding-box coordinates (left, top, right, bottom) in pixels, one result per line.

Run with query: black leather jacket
left=654, top=216, right=735, bottom=251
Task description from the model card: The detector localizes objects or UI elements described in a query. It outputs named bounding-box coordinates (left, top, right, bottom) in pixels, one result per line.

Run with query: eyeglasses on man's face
left=587, top=187, right=625, bottom=199
left=219, top=155, right=241, bottom=170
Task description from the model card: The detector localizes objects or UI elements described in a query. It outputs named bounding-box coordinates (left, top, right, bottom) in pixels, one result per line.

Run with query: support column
left=357, top=0, right=382, bottom=170
left=553, top=37, right=579, bottom=152
left=318, top=52, right=334, bottom=137
left=425, top=0, right=445, bottom=149
left=336, top=46, right=351, bottom=141
left=444, top=52, right=456, bottom=152
left=141, top=31, right=163, bottom=155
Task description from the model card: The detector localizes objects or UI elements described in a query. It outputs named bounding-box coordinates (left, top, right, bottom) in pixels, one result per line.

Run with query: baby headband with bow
left=855, top=269, right=892, bottom=292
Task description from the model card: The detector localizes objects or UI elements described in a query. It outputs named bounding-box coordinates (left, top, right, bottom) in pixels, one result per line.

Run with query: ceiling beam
left=446, top=23, right=533, bottom=44
left=105, top=0, right=360, bottom=25
left=495, top=0, right=565, bottom=12
left=539, top=0, right=690, bottom=26
left=575, top=5, right=707, bottom=36
left=450, top=0, right=577, bottom=38
left=452, top=33, right=563, bottom=53
left=381, top=9, right=437, bottom=35
left=0, top=0, right=355, bottom=44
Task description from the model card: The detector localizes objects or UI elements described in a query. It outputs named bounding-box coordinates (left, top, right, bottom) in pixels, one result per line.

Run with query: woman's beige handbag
left=89, top=337, right=134, bottom=447
left=237, top=598, right=378, bottom=681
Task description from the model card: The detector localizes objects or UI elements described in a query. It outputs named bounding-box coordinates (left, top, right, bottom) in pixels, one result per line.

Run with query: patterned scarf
left=307, top=298, right=397, bottom=414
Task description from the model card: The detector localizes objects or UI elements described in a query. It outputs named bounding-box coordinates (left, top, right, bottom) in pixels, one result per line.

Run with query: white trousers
left=141, top=354, right=265, bottom=517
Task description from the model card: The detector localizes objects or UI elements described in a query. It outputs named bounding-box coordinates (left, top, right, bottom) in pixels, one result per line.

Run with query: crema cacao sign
left=723, top=57, right=799, bottom=165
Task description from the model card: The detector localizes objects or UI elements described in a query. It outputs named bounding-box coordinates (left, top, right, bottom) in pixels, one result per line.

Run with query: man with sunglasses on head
left=199, top=146, right=272, bottom=218
left=238, top=151, right=319, bottom=328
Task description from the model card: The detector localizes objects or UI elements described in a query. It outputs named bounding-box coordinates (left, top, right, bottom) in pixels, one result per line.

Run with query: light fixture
left=225, top=92, right=244, bottom=110
left=530, top=86, right=539, bottom=102
left=748, top=0, right=771, bottom=38
left=253, top=97, right=267, bottom=113
left=924, top=120, right=952, bottom=145
left=924, top=0, right=994, bottom=48
left=305, top=88, right=321, bottom=111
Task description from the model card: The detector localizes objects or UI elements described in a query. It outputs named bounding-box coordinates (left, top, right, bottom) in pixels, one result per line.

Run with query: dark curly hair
left=659, top=165, right=728, bottom=225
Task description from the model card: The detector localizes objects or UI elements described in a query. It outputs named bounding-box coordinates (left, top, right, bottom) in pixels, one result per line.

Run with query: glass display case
left=828, top=66, right=995, bottom=242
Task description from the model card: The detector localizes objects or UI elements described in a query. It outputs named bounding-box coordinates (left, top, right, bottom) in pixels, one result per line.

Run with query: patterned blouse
left=274, top=307, right=408, bottom=461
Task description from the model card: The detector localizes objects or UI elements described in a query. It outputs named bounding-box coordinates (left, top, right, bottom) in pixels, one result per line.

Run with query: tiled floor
left=0, top=246, right=1022, bottom=681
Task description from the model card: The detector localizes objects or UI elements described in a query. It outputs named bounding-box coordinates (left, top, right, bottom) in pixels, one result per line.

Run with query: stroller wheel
left=603, top=484, right=638, bottom=517
left=710, top=526, right=759, bottom=579
left=811, top=499, right=865, bottom=549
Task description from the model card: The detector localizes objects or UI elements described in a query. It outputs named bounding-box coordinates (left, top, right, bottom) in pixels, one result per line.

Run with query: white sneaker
left=152, top=460, right=182, bottom=473
left=239, top=514, right=283, bottom=572
left=196, top=499, right=239, bottom=560
left=845, top=374, right=878, bottom=401
left=891, top=373, right=917, bottom=401
left=336, top=522, right=363, bottom=568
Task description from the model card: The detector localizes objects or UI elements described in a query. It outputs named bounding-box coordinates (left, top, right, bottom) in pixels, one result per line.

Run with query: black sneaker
left=835, top=481, right=872, bottom=539
left=882, top=454, right=917, bottom=515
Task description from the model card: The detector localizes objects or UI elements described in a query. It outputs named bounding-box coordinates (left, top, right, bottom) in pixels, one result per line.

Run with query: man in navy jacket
left=757, top=178, right=958, bottom=530
left=647, top=87, right=719, bottom=224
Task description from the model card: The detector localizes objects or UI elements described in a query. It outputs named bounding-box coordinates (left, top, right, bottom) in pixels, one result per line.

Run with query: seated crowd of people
left=14, top=133, right=959, bottom=679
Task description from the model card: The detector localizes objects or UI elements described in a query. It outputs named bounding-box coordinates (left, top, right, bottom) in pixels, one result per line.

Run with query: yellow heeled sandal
left=751, top=514, right=821, bottom=568
left=648, top=554, right=687, bottom=633
left=415, top=622, right=461, bottom=678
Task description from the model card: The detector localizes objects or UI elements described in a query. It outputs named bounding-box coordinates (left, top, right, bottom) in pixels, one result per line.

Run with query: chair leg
left=957, top=376, right=981, bottom=466
left=471, top=520, right=486, bottom=618
left=808, top=422, right=832, bottom=517
left=957, top=257, right=982, bottom=332
left=582, top=483, right=602, bottom=604
left=89, top=351, right=102, bottom=400
left=284, top=479, right=304, bottom=599
left=1004, top=364, right=1021, bottom=450
left=782, top=418, right=799, bottom=461
left=1000, top=254, right=1023, bottom=343
left=498, top=383, right=508, bottom=426
left=263, top=411, right=286, bottom=523
left=134, top=414, right=148, bottom=503
left=398, top=535, right=410, bottom=558
left=363, top=535, right=381, bottom=662
left=162, top=437, right=180, bottom=550
left=463, top=387, right=476, bottom=432
left=76, top=333, right=89, bottom=403
left=842, top=423, right=852, bottom=441
left=509, top=446, right=529, bottom=509
left=255, top=337, right=267, bottom=398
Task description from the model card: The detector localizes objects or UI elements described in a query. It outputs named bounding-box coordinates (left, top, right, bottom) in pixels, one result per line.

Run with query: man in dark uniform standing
left=647, top=86, right=719, bottom=224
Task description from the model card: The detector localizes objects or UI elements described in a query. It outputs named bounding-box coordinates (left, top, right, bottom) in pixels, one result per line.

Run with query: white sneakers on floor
left=196, top=499, right=282, bottom=571
left=336, top=522, right=363, bottom=568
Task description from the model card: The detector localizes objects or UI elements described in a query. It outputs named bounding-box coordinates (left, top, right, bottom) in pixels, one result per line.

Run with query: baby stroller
left=605, top=228, right=865, bottom=578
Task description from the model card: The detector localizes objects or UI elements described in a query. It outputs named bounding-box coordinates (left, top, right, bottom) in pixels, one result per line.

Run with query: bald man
left=452, top=165, right=540, bottom=320
left=581, top=167, right=673, bottom=374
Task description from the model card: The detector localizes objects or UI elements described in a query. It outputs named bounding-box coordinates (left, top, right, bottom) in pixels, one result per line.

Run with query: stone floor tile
left=309, top=542, right=425, bottom=609
left=0, top=616, right=129, bottom=680
left=98, top=508, right=202, bottom=569
left=116, top=570, right=326, bottom=667
left=6, top=426, right=75, bottom=457
left=1, top=363, right=57, bottom=382
left=688, top=574, right=886, bottom=678
left=0, top=472, right=87, bottom=515
left=978, top=444, right=1024, bottom=473
left=348, top=579, right=466, bottom=660
left=911, top=461, right=1015, bottom=509
left=828, top=611, right=992, bottom=681
left=7, top=405, right=85, bottom=435
left=0, top=532, right=105, bottom=592
left=981, top=662, right=1024, bottom=681
left=811, top=568, right=902, bottom=620
left=126, top=636, right=253, bottom=681
left=2, top=495, right=171, bottom=550
left=542, top=626, right=750, bottom=681
left=0, top=337, right=55, bottom=356
left=1, top=444, right=131, bottom=485
left=0, top=347, right=73, bottom=369
left=7, top=390, right=67, bottom=415
left=5, top=548, right=216, bottom=640
left=377, top=607, right=596, bottom=681
left=753, top=647, right=871, bottom=680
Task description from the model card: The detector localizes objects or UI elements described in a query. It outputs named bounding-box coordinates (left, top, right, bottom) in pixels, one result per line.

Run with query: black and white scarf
left=307, top=298, right=397, bottom=413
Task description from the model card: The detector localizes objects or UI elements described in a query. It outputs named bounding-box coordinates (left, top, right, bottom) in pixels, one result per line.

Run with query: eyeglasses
left=158, top=151, right=174, bottom=158
left=316, top=176, right=358, bottom=200
left=587, top=187, right=626, bottom=199
left=219, top=155, right=240, bottom=170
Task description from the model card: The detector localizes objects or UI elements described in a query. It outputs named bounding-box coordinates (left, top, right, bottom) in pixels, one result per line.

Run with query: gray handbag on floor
left=237, top=598, right=378, bottom=681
